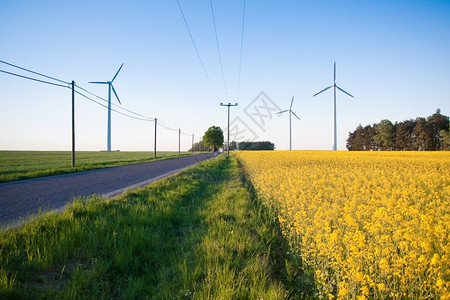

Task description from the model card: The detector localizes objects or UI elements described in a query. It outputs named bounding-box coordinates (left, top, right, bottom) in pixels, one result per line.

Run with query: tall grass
left=0, top=151, right=194, bottom=182
left=0, top=155, right=306, bottom=299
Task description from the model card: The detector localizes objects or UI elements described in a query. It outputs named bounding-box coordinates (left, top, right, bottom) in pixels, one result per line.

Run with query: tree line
left=189, top=126, right=276, bottom=152
left=229, top=141, right=275, bottom=151
left=346, top=109, right=450, bottom=151
left=190, top=140, right=275, bottom=152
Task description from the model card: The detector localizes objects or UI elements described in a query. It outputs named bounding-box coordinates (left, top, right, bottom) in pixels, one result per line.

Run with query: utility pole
left=192, top=134, right=194, bottom=153
left=178, top=129, right=181, bottom=156
left=71, top=81, right=75, bottom=168
left=220, top=102, right=238, bottom=157
left=154, top=118, right=157, bottom=159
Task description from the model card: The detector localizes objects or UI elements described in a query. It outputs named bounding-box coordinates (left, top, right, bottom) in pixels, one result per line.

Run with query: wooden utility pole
left=192, top=134, right=194, bottom=153
left=154, top=118, right=157, bottom=159
left=178, top=129, right=181, bottom=156
left=71, top=81, right=75, bottom=168
left=220, top=102, right=238, bottom=157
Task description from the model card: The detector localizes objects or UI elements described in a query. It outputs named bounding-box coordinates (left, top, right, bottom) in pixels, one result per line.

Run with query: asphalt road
left=0, top=153, right=216, bottom=229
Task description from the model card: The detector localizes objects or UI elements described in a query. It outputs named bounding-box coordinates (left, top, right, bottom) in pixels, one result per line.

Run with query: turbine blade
left=89, top=81, right=108, bottom=84
left=111, top=63, right=124, bottom=82
left=334, top=61, right=336, bottom=84
left=277, top=110, right=289, bottom=114
left=313, top=86, right=333, bottom=97
left=291, top=110, right=301, bottom=120
left=111, top=84, right=121, bottom=104
left=336, top=85, right=354, bottom=98
left=290, top=96, right=294, bottom=109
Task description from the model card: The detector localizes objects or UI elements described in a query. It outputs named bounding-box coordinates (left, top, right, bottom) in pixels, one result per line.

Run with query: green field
left=0, top=155, right=310, bottom=299
left=0, top=151, right=196, bottom=183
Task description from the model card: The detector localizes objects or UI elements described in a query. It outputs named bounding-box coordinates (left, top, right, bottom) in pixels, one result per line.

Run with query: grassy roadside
left=0, top=151, right=199, bottom=183
left=0, top=154, right=311, bottom=299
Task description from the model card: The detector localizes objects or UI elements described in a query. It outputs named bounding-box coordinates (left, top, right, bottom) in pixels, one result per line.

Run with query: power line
left=74, top=84, right=106, bottom=102
left=209, top=0, right=228, bottom=99
left=176, top=0, right=220, bottom=101
left=158, top=120, right=178, bottom=132
left=74, top=89, right=154, bottom=122
left=0, top=69, right=155, bottom=122
left=1, top=59, right=200, bottom=149
left=237, top=0, right=246, bottom=98
left=158, top=120, right=197, bottom=137
left=0, top=60, right=152, bottom=122
left=0, top=69, right=69, bottom=88
left=75, top=84, right=154, bottom=120
left=0, top=59, right=70, bottom=85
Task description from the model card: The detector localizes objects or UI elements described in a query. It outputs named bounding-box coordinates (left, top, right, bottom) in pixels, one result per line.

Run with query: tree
left=395, top=120, right=416, bottom=150
left=203, top=126, right=224, bottom=152
left=189, top=140, right=207, bottom=152
left=347, top=124, right=378, bottom=151
left=413, top=117, right=432, bottom=151
left=440, top=128, right=450, bottom=150
left=374, top=120, right=395, bottom=150
left=363, top=125, right=377, bottom=150
left=347, top=124, right=365, bottom=151
left=347, top=124, right=376, bottom=151
left=427, top=109, right=449, bottom=150
left=229, top=141, right=237, bottom=150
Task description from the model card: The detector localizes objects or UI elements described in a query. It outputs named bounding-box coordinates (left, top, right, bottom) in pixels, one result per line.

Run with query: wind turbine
left=277, top=96, right=300, bottom=151
left=313, top=62, right=354, bottom=151
left=89, top=63, right=123, bottom=152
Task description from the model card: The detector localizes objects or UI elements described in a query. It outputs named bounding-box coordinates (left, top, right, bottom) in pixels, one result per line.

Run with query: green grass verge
left=0, top=151, right=198, bottom=183
left=0, top=154, right=315, bottom=299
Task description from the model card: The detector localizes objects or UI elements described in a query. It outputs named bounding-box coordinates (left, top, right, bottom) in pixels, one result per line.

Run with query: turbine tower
left=89, top=64, right=123, bottom=152
left=277, top=96, right=300, bottom=151
left=313, top=62, right=354, bottom=151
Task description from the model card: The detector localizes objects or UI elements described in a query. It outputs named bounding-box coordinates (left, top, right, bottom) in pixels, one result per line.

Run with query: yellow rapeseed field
left=236, top=151, right=450, bottom=299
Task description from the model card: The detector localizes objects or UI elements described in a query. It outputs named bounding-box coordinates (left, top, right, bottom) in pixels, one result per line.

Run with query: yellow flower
left=338, top=281, right=349, bottom=297
left=431, top=254, right=439, bottom=266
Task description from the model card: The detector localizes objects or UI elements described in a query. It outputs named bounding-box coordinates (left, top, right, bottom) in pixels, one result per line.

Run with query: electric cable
left=157, top=120, right=179, bottom=132
left=74, top=90, right=154, bottom=122
left=210, top=0, right=228, bottom=99
left=0, top=60, right=70, bottom=85
left=0, top=69, right=69, bottom=88
left=237, top=0, right=246, bottom=98
left=1, top=60, right=199, bottom=146
left=75, top=84, right=154, bottom=120
left=176, top=0, right=220, bottom=101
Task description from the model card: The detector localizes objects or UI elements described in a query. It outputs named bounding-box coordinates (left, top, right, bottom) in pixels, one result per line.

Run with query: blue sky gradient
left=1, top=0, right=449, bottom=151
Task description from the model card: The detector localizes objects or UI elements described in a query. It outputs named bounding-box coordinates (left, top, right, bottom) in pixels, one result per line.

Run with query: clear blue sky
left=1, top=0, right=449, bottom=151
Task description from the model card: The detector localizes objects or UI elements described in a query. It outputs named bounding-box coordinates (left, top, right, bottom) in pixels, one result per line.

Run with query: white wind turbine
left=277, top=96, right=300, bottom=151
left=89, top=63, right=123, bottom=152
left=313, top=62, right=354, bottom=151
